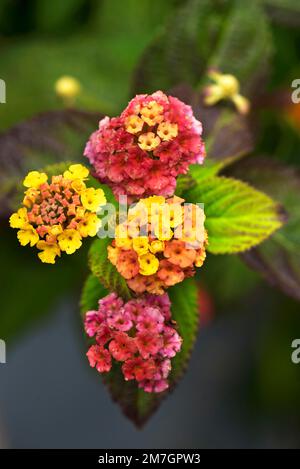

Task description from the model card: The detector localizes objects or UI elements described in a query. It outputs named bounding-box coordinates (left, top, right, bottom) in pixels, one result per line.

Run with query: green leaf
left=88, top=238, right=132, bottom=301
left=229, top=157, right=300, bottom=301
left=80, top=277, right=199, bottom=427
left=80, top=274, right=108, bottom=318
left=168, top=279, right=199, bottom=383
left=185, top=176, right=284, bottom=254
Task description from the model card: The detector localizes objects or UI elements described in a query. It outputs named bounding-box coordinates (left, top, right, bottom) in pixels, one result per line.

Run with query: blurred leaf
left=88, top=238, right=132, bottom=301
left=185, top=176, right=284, bottom=254
left=168, top=279, right=199, bottom=383
left=263, top=0, right=300, bottom=26
left=202, top=254, right=259, bottom=306
left=208, top=0, right=272, bottom=95
left=0, top=31, right=148, bottom=129
left=230, top=157, right=300, bottom=301
left=80, top=277, right=199, bottom=427
left=0, top=0, right=34, bottom=36
left=203, top=109, right=254, bottom=170
left=0, top=109, right=101, bottom=216
left=255, top=295, right=300, bottom=414
left=133, top=0, right=272, bottom=96
left=0, top=225, right=88, bottom=343
left=93, top=0, right=172, bottom=38
left=34, top=0, right=88, bottom=34
left=133, top=0, right=225, bottom=92
left=80, top=274, right=108, bottom=317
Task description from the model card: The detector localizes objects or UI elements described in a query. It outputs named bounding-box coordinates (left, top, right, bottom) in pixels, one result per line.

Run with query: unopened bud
left=55, top=76, right=81, bottom=104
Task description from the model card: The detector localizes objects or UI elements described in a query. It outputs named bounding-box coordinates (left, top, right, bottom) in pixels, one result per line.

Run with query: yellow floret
left=107, top=245, right=120, bottom=266
left=138, top=253, right=159, bottom=276
left=17, top=224, right=39, bottom=247
left=138, top=132, right=161, bottom=151
left=140, top=101, right=164, bottom=126
left=157, top=122, right=178, bottom=141
left=115, top=224, right=132, bottom=250
left=132, top=237, right=149, bottom=255
left=125, top=115, right=144, bottom=134
left=64, top=164, right=89, bottom=181
left=78, top=213, right=102, bottom=237
left=57, top=229, right=82, bottom=254
left=23, top=171, right=48, bottom=188
left=9, top=208, right=28, bottom=229
left=48, top=224, right=63, bottom=236
left=195, top=250, right=206, bottom=267
left=23, top=188, right=39, bottom=207
left=149, top=240, right=165, bottom=254
left=37, top=241, right=61, bottom=264
left=81, top=187, right=106, bottom=212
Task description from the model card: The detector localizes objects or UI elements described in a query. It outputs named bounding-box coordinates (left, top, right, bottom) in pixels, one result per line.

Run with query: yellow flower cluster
left=9, top=164, right=106, bottom=264
left=125, top=100, right=178, bottom=151
left=108, top=195, right=207, bottom=294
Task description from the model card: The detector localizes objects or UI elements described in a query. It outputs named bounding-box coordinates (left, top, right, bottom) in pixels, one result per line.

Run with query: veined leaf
left=168, top=278, right=199, bottom=383
left=80, top=274, right=108, bottom=318
left=88, top=238, right=132, bottom=301
left=133, top=0, right=272, bottom=96
left=185, top=176, right=284, bottom=254
left=208, top=0, right=272, bottom=95
left=230, top=157, right=300, bottom=301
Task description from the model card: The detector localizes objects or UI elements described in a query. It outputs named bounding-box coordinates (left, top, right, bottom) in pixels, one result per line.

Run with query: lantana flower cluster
left=10, top=91, right=207, bottom=393
left=84, top=292, right=182, bottom=393
left=9, top=164, right=106, bottom=263
left=84, top=91, right=205, bottom=201
left=108, top=195, right=208, bottom=295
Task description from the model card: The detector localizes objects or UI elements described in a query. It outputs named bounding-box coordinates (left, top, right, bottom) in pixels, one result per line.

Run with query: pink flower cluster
left=84, top=91, right=205, bottom=201
left=84, top=292, right=182, bottom=393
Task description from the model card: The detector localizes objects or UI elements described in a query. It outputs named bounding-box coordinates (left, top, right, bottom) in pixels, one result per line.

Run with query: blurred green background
left=1, top=0, right=300, bottom=448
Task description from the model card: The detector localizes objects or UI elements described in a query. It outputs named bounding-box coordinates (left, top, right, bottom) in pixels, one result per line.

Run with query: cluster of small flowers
left=84, top=292, right=182, bottom=393
left=9, top=164, right=106, bottom=263
left=84, top=91, right=205, bottom=201
left=108, top=195, right=208, bottom=295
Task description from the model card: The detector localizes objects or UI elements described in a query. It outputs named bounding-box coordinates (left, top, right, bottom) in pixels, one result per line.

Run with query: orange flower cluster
left=108, top=196, right=208, bottom=295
